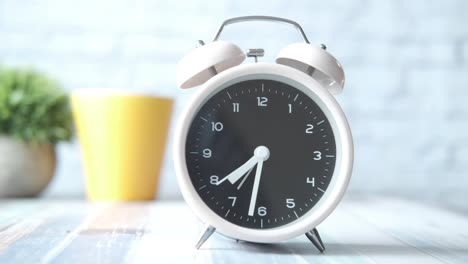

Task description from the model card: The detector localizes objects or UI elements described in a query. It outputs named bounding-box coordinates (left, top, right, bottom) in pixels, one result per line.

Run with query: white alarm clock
left=174, top=16, right=353, bottom=252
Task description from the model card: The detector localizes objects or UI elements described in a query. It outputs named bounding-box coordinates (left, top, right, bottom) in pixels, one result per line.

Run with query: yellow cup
left=71, top=90, right=173, bottom=201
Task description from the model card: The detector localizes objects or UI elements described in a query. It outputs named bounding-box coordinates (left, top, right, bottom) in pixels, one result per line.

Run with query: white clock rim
left=174, top=62, right=353, bottom=243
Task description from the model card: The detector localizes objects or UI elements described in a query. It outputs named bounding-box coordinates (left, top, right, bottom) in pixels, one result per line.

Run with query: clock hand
left=246, top=146, right=270, bottom=216
left=248, top=159, right=264, bottom=216
left=217, top=146, right=270, bottom=188
left=237, top=166, right=254, bottom=190
left=216, top=155, right=258, bottom=186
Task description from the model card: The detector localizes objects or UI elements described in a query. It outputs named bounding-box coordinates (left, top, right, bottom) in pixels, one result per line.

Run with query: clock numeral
left=288, top=103, right=292, bottom=114
left=211, top=122, right=223, bottom=132
left=286, top=198, right=295, bottom=208
left=210, top=175, right=219, bottom=185
left=257, top=97, right=268, bottom=107
left=307, top=177, right=315, bottom=187
left=232, top=103, right=239, bottom=112
left=202, top=148, right=212, bottom=158
left=313, top=151, right=322, bottom=160
left=228, top=196, right=237, bottom=207
left=305, top=124, right=314, bottom=134
left=258, top=206, right=267, bottom=216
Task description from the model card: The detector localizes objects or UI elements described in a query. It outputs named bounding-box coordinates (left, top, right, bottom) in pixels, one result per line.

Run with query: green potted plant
left=0, top=65, right=72, bottom=197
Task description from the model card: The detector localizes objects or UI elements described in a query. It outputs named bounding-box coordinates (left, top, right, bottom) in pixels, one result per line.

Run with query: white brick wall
left=0, top=0, right=467, bottom=200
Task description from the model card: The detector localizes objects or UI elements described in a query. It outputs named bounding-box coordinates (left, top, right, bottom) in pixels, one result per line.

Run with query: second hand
left=237, top=166, right=255, bottom=190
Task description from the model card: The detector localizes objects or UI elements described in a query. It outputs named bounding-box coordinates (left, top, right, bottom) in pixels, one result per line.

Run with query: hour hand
left=216, top=156, right=258, bottom=185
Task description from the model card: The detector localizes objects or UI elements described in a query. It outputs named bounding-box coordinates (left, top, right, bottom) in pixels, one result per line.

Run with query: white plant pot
left=0, top=135, right=56, bottom=197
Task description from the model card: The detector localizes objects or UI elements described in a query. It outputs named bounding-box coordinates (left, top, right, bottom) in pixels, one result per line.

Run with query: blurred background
left=0, top=0, right=467, bottom=207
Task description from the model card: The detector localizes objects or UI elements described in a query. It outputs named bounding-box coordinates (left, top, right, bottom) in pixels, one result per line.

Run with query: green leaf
left=0, top=66, right=73, bottom=144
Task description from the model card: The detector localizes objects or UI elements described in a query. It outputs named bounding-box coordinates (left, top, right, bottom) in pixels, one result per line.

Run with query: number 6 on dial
left=258, top=206, right=267, bottom=216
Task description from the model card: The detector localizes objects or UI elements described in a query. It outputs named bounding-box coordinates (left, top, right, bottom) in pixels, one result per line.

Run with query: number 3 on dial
left=313, top=151, right=321, bottom=160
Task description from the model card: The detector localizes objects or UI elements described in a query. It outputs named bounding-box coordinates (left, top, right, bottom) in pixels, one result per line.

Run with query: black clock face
left=185, top=79, right=336, bottom=229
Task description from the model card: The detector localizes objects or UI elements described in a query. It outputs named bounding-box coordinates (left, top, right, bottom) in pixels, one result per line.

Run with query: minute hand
left=248, top=159, right=264, bottom=216
left=216, top=156, right=258, bottom=185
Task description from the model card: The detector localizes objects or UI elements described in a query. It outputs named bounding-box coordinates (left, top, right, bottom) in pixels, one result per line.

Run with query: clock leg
left=195, top=224, right=216, bottom=249
left=305, top=228, right=325, bottom=253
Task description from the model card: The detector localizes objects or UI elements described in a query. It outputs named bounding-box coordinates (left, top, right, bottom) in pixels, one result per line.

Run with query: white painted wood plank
left=0, top=200, right=43, bottom=232
left=345, top=197, right=468, bottom=264
left=0, top=198, right=466, bottom=263
left=0, top=201, right=89, bottom=263
left=126, top=202, right=445, bottom=264
left=47, top=203, right=151, bottom=264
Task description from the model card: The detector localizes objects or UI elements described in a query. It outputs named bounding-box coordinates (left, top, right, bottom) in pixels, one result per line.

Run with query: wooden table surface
left=0, top=196, right=467, bottom=264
